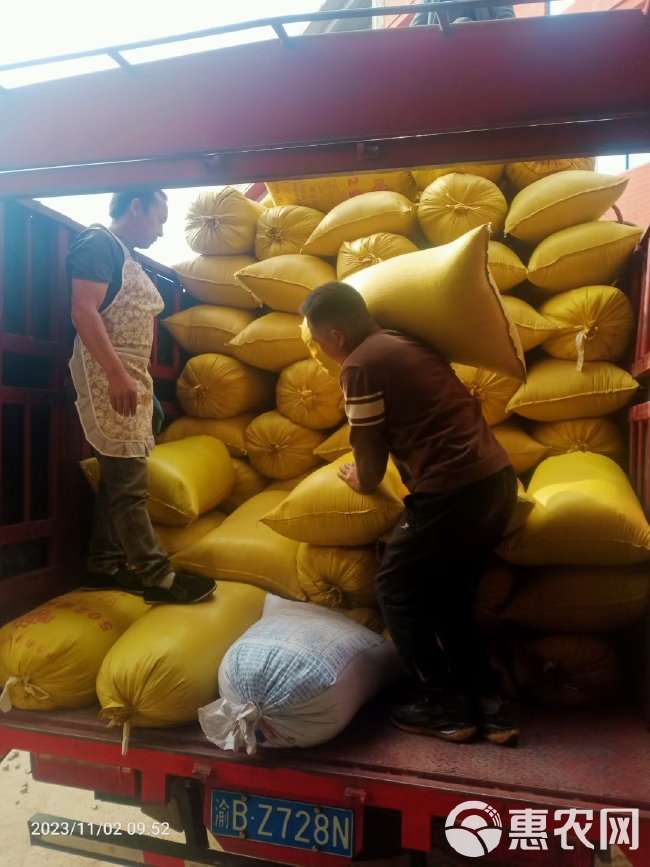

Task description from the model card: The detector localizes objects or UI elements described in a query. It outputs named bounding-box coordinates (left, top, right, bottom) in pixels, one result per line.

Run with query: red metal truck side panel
left=2, top=704, right=650, bottom=863
left=1, top=12, right=650, bottom=197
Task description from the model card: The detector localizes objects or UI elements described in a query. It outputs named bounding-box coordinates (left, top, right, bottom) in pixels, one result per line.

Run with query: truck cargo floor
left=2, top=700, right=649, bottom=810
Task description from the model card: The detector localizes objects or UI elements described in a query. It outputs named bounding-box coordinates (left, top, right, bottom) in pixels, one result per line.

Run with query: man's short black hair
left=109, top=190, right=168, bottom=219
left=300, top=281, right=371, bottom=330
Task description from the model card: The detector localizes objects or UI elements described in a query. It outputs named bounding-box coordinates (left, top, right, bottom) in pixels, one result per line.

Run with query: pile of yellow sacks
left=404, top=160, right=647, bottom=710
left=164, top=161, right=648, bottom=711
left=7, top=160, right=644, bottom=747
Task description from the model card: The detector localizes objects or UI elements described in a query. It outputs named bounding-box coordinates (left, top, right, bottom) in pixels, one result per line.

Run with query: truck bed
left=3, top=700, right=650, bottom=811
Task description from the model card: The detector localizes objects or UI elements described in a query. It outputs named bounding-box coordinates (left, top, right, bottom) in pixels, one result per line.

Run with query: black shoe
left=475, top=694, right=519, bottom=746
left=80, top=567, right=144, bottom=595
left=143, top=573, right=216, bottom=605
left=389, top=691, right=477, bottom=743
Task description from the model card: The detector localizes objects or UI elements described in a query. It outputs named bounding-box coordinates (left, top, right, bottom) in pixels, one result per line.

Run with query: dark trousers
left=88, top=453, right=172, bottom=587
left=376, top=465, right=517, bottom=695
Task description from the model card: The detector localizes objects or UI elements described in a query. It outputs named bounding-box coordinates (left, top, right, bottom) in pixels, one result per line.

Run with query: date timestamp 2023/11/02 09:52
left=29, top=820, right=171, bottom=837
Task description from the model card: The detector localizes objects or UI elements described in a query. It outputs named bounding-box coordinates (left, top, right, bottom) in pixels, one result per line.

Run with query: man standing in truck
left=67, top=190, right=215, bottom=605
left=301, top=282, right=519, bottom=745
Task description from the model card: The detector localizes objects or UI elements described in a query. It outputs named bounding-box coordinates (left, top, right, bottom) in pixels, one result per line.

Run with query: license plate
left=209, top=789, right=354, bottom=858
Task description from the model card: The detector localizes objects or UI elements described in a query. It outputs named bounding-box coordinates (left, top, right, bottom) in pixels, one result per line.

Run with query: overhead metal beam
left=0, top=11, right=649, bottom=197
left=3, top=117, right=649, bottom=200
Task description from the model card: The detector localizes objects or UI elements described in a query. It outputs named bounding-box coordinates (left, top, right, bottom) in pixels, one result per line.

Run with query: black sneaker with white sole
left=143, top=573, right=216, bottom=605
left=389, top=691, right=477, bottom=743
left=475, top=694, right=519, bottom=746
left=80, top=567, right=144, bottom=595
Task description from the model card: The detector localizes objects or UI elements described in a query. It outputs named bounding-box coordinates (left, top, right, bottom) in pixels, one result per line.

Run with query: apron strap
left=101, top=226, right=134, bottom=262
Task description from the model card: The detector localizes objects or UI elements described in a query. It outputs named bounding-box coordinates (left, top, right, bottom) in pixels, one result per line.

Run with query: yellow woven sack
left=177, top=354, right=275, bottom=420
left=527, top=222, right=643, bottom=293
left=265, top=471, right=317, bottom=492
left=173, top=256, right=259, bottom=309
left=492, top=420, right=548, bottom=475
left=506, top=172, right=629, bottom=245
left=297, top=544, right=378, bottom=609
left=80, top=437, right=235, bottom=526
left=229, top=312, right=309, bottom=372
left=418, top=174, right=508, bottom=246
left=301, top=319, right=341, bottom=377
left=507, top=359, right=638, bottom=422
left=501, top=296, right=561, bottom=352
left=261, top=193, right=274, bottom=208
left=185, top=188, right=265, bottom=255
left=302, top=192, right=417, bottom=258
left=142, top=437, right=235, bottom=525
left=96, top=582, right=266, bottom=742
left=261, top=454, right=405, bottom=546
left=452, top=364, right=520, bottom=426
left=222, top=458, right=268, bottom=515
left=153, top=511, right=226, bottom=557
left=504, top=565, right=649, bottom=632
left=235, top=255, right=336, bottom=314
left=0, top=591, right=148, bottom=711
left=277, top=358, right=344, bottom=430
left=498, top=453, right=650, bottom=565
left=474, top=564, right=518, bottom=633
left=158, top=414, right=255, bottom=458
left=539, top=285, right=635, bottom=366
left=512, top=633, right=620, bottom=707
left=173, top=492, right=303, bottom=600
left=255, top=206, right=325, bottom=260
left=314, top=424, right=351, bottom=463
left=488, top=241, right=527, bottom=293
left=505, top=159, right=597, bottom=191
left=162, top=306, right=256, bottom=357
left=266, top=172, right=418, bottom=211
left=531, top=417, right=624, bottom=461
left=347, top=226, right=526, bottom=381
left=245, top=411, right=325, bottom=480
left=412, top=163, right=505, bottom=190
left=505, top=480, right=536, bottom=536
left=337, top=233, right=419, bottom=282
left=342, top=607, right=384, bottom=634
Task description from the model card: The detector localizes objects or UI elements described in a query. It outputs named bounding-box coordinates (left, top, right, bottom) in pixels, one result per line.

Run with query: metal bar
left=635, top=260, right=650, bottom=366
left=0, top=567, right=60, bottom=623
left=630, top=411, right=639, bottom=492
left=437, top=8, right=452, bottom=33
left=23, top=209, right=32, bottom=336
left=0, top=202, right=4, bottom=513
left=0, top=386, right=55, bottom=405
left=628, top=402, right=650, bottom=422
left=0, top=518, right=56, bottom=545
left=2, top=115, right=650, bottom=200
left=0, top=334, right=58, bottom=357
left=0, top=1, right=561, bottom=74
left=106, top=51, right=132, bottom=70
left=272, top=22, right=294, bottom=48
left=23, top=401, right=32, bottom=523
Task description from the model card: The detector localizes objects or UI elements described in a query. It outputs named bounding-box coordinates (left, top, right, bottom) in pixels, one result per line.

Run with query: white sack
left=199, top=596, right=399, bottom=753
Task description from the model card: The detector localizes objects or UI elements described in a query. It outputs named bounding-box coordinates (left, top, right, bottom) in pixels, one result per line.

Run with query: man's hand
left=108, top=369, right=139, bottom=417
left=338, top=462, right=365, bottom=493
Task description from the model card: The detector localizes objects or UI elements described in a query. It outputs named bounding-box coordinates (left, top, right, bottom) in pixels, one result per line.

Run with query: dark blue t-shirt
left=67, top=224, right=139, bottom=312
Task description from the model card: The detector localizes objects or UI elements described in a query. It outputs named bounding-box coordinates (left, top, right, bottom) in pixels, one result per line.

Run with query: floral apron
left=69, top=229, right=164, bottom=458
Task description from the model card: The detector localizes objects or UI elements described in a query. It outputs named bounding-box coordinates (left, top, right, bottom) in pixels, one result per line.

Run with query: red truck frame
left=1, top=5, right=650, bottom=867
